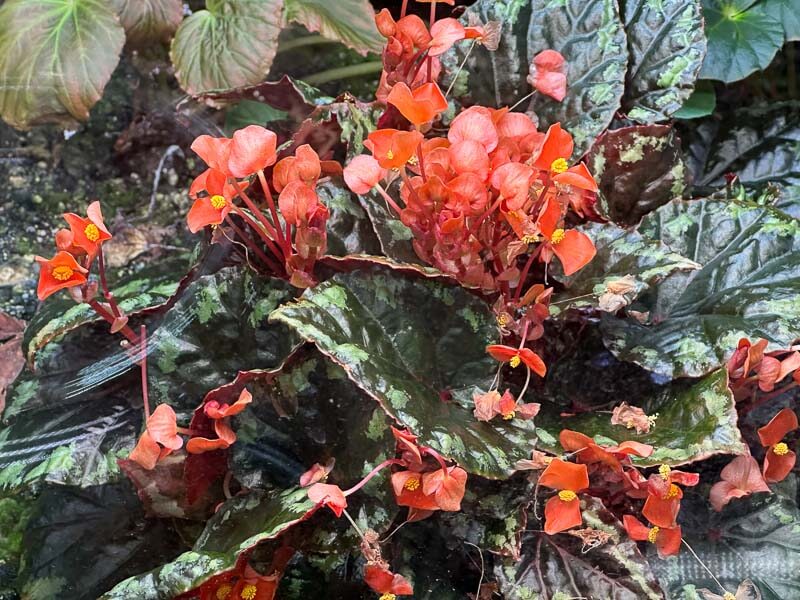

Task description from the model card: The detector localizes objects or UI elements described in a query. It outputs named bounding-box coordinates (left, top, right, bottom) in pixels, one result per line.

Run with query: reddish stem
left=416, top=142, right=428, bottom=183
left=420, top=446, right=448, bottom=471
left=469, top=195, right=504, bottom=238
left=399, top=168, right=424, bottom=208
left=139, top=325, right=150, bottom=420
left=401, top=0, right=408, bottom=18
left=229, top=204, right=285, bottom=265
left=230, top=179, right=286, bottom=257
left=225, top=215, right=285, bottom=275
left=742, top=381, right=799, bottom=415
left=97, top=249, right=121, bottom=318
left=375, top=183, right=405, bottom=216
left=257, top=169, right=291, bottom=253
left=343, top=458, right=405, bottom=496
left=513, top=244, right=544, bottom=303
left=86, top=298, right=139, bottom=344
left=429, top=0, right=437, bottom=28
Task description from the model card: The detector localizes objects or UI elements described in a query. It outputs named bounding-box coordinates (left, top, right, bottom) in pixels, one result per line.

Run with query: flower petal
left=539, top=458, right=589, bottom=492
left=544, top=495, right=582, bottom=534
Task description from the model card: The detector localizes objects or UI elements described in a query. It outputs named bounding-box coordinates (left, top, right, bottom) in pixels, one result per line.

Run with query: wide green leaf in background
left=699, top=0, right=785, bottom=83
left=283, top=0, right=384, bottom=55
left=0, top=0, right=125, bottom=128
left=111, top=0, right=184, bottom=47
left=602, top=195, right=800, bottom=378
left=623, top=0, right=707, bottom=123
left=270, top=268, right=539, bottom=478
left=171, top=0, right=284, bottom=95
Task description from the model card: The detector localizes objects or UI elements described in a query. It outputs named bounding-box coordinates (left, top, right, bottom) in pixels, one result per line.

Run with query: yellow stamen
left=379, top=594, right=397, bottom=600
left=722, top=593, right=736, bottom=600
left=240, top=584, right=257, bottom=600
left=84, top=223, right=100, bottom=242
left=666, top=484, right=680, bottom=499
left=509, top=355, right=521, bottom=368
left=386, top=150, right=395, bottom=160
left=558, top=490, right=577, bottom=502
left=521, top=234, right=539, bottom=244
left=647, top=526, right=659, bottom=543
left=658, top=464, right=671, bottom=480
left=774, top=442, right=789, bottom=456
left=215, top=584, right=232, bottom=600
left=52, top=265, right=74, bottom=281
left=404, top=476, right=420, bottom=491
left=497, top=314, right=510, bottom=327
left=210, top=195, right=227, bottom=210
left=407, top=155, right=418, bottom=166
left=550, top=228, right=566, bottom=244
left=543, top=456, right=553, bottom=464
left=550, top=158, right=568, bottom=174
left=502, top=411, right=515, bottom=420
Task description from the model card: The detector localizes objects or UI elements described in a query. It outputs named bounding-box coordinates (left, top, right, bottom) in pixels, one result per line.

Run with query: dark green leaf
left=318, top=179, right=382, bottom=257
left=601, top=196, right=800, bottom=377
left=283, top=0, right=384, bottom=55
left=170, top=0, right=284, bottom=95
left=652, top=489, right=800, bottom=599
left=764, top=0, right=800, bottom=40
left=199, top=75, right=319, bottom=119
left=673, top=80, right=717, bottom=119
left=111, top=0, right=183, bottom=47
left=536, top=367, right=746, bottom=466
left=585, top=124, right=690, bottom=226
left=684, top=101, right=800, bottom=192
left=495, top=498, right=665, bottom=599
left=0, top=0, right=125, bottom=129
left=100, top=487, right=316, bottom=599
left=623, top=0, right=707, bottom=123
left=17, top=482, right=185, bottom=600
left=699, top=0, right=784, bottom=83
left=270, top=268, right=537, bottom=478
left=357, top=190, right=420, bottom=264
left=224, top=100, right=288, bottom=135
left=146, top=267, right=300, bottom=408
left=526, top=0, right=628, bottom=156
left=551, top=221, right=699, bottom=312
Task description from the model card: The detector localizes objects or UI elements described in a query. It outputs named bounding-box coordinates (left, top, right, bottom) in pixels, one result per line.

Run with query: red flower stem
left=401, top=0, right=408, bottom=18
left=224, top=215, right=284, bottom=274
left=420, top=446, right=448, bottom=471
left=343, top=458, right=405, bottom=496
left=517, top=365, right=532, bottom=404
left=468, top=195, right=504, bottom=238
left=400, top=168, right=424, bottom=208
left=257, top=169, right=291, bottom=253
left=518, top=321, right=530, bottom=349
left=410, top=49, right=432, bottom=82
left=375, top=183, right=405, bottom=216
left=513, top=244, right=544, bottom=303
left=429, top=0, right=437, bottom=27
left=139, top=325, right=151, bottom=420
left=426, top=56, right=433, bottom=83
left=742, top=381, right=799, bottom=415
left=229, top=204, right=285, bottom=264
left=416, top=142, right=428, bottom=182
left=230, top=179, right=286, bottom=256
left=176, top=426, right=199, bottom=436
left=85, top=298, right=139, bottom=344
left=97, top=249, right=122, bottom=318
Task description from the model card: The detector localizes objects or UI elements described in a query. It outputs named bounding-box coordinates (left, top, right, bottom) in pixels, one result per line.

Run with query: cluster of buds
left=188, top=125, right=334, bottom=288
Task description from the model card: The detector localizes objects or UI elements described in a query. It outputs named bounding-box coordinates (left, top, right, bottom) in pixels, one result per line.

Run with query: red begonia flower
left=533, top=123, right=573, bottom=171
left=491, top=162, right=534, bottom=209
left=299, top=459, right=335, bottom=487
left=35, top=251, right=89, bottom=301
left=54, top=228, right=84, bottom=256
left=528, top=49, right=567, bottom=102
left=273, top=144, right=322, bottom=192
left=366, top=129, right=424, bottom=169
left=421, top=466, right=467, bottom=511
left=62, top=201, right=112, bottom=256
left=186, top=389, right=252, bottom=454
left=538, top=459, right=589, bottom=534
left=129, top=404, right=184, bottom=470
left=536, top=199, right=596, bottom=275
left=428, top=18, right=466, bottom=56
left=387, top=82, right=448, bottom=126
left=448, top=140, right=490, bottom=180
left=559, top=429, right=652, bottom=471
left=709, top=455, right=770, bottom=512
left=391, top=470, right=439, bottom=511
left=391, top=426, right=423, bottom=466
left=227, top=125, right=278, bottom=178
left=186, top=168, right=240, bottom=233
left=758, top=408, right=798, bottom=482
left=642, top=465, right=699, bottom=527
left=307, top=482, right=347, bottom=517
left=449, top=106, right=499, bottom=153
left=486, top=344, right=547, bottom=377
left=623, top=515, right=681, bottom=558
left=278, top=181, right=319, bottom=226
left=191, top=134, right=232, bottom=174
left=344, top=154, right=388, bottom=195
left=364, top=563, right=414, bottom=596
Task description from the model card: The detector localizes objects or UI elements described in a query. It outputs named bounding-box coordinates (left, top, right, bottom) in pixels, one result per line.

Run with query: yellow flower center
left=380, top=594, right=397, bottom=600
left=404, top=476, right=420, bottom=491
left=723, top=593, right=736, bottom=600
left=550, top=158, right=568, bottom=174
left=386, top=150, right=395, bottom=160
left=84, top=223, right=100, bottom=242
left=52, top=265, right=74, bottom=281
left=659, top=464, right=671, bottom=480
left=215, top=584, right=232, bottom=600
left=497, top=314, right=510, bottom=327
left=210, top=195, right=227, bottom=210
left=558, top=490, right=577, bottom=502
left=240, top=584, right=257, bottom=600
left=502, top=411, right=515, bottom=420
left=774, top=442, right=789, bottom=456
left=407, top=155, right=418, bottom=166
left=666, top=484, right=680, bottom=499
left=647, top=527, right=660, bottom=544
left=550, top=228, right=566, bottom=244
left=509, top=355, right=521, bottom=368
left=521, top=234, right=540, bottom=244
